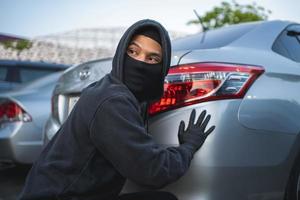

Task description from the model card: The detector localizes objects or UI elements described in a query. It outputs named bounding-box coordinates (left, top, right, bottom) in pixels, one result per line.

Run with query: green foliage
left=0, top=39, right=32, bottom=51
left=188, top=1, right=272, bottom=30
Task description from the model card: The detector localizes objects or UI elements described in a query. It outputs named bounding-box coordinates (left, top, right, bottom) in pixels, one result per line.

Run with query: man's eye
left=127, top=49, right=137, bottom=56
left=148, top=56, right=161, bottom=64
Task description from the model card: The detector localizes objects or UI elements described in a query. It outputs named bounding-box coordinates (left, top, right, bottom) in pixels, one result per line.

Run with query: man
left=19, top=19, right=215, bottom=200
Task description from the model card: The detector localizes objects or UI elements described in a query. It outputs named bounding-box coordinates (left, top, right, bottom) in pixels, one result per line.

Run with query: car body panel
left=177, top=21, right=300, bottom=136
left=121, top=101, right=296, bottom=200
left=238, top=72, right=300, bottom=134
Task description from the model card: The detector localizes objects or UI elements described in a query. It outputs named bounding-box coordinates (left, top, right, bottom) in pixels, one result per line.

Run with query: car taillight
left=51, top=94, right=58, bottom=120
left=148, top=62, right=264, bottom=115
left=0, top=100, right=32, bottom=123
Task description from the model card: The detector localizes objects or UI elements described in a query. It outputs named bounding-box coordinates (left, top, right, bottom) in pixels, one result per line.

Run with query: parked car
left=0, top=72, right=64, bottom=164
left=43, top=20, right=300, bottom=200
left=0, top=60, right=69, bottom=92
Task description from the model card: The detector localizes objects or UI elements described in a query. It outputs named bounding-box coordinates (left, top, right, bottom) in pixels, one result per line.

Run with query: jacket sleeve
left=89, top=94, right=194, bottom=188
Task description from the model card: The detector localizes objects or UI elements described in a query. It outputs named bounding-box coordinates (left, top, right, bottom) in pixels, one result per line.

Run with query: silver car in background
left=0, top=60, right=68, bottom=92
left=44, top=20, right=300, bottom=200
left=0, top=72, right=63, bottom=164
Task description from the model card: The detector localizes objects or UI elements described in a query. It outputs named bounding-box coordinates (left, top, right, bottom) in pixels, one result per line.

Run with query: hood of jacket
left=110, top=19, right=171, bottom=83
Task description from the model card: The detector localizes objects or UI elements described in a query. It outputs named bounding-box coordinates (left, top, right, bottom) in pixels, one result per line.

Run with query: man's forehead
left=129, top=35, right=162, bottom=56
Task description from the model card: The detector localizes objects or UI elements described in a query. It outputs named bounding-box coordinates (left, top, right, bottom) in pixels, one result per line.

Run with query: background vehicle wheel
left=286, top=157, right=300, bottom=200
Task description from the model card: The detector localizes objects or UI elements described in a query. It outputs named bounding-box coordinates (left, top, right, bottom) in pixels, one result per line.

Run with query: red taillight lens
left=149, top=62, right=264, bottom=115
left=0, top=100, right=32, bottom=123
left=5, top=102, right=22, bottom=118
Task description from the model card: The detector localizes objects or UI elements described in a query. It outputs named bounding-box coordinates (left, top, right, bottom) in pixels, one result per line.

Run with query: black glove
left=178, top=109, right=215, bottom=153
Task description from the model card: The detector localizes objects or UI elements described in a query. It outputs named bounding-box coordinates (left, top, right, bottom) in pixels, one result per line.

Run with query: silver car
left=44, top=20, right=300, bottom=200
left=0, top=60, right=68, bottom=92
left=0, top=72, right=63, bottom=164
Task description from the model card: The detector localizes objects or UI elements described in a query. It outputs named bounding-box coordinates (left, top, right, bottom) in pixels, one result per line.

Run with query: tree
left=187, top=1, right=272, bottom=30
left=1, top=39, right=32, bottom=51
left=0, top=39, right=32, bottom=57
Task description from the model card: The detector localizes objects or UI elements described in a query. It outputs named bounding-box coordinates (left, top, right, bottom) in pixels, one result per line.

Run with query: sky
left=1, top=0, right=300, bottom=38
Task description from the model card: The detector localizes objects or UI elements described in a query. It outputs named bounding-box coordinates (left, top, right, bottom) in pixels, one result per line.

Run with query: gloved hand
left=178, top=109, right=215, bottom=153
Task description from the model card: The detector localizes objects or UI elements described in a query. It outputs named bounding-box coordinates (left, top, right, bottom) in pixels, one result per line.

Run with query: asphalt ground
left=0, top=163, right=31, bottom=200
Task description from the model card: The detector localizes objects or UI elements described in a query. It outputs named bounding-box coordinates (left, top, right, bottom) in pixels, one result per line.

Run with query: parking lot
left=0, top=164, right=30, bottom=200
left=1, top=1, right=300, bottom=199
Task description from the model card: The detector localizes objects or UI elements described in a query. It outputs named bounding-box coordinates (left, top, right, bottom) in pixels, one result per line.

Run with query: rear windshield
left=19, top=68, right=55, bottom=83
left=172, top=22, right=259, bottom=51
left=0, top=67, right=7, bottom=82
left=18, top=72, right=62, bottom=90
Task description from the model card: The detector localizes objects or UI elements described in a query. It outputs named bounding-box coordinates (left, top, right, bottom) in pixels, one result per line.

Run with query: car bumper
left=0, top=121, right=43, bottom=164
left=43, top=116, right=61, bottom=146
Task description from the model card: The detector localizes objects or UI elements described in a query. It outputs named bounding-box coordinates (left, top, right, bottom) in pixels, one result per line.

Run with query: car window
left=19, top=68, right=55, bottom=83
left=272, top=24, right=300, bottom=62
left=172, top=22, right=259, bottom=51
left=18, top=72, right=61, bottom=90
left=0, top=67, right=7, bottom=82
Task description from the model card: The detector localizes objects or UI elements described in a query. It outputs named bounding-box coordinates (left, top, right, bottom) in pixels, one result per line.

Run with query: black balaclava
left=111, top=19, right=172, bottom=103
left=123, top=27, right=164, bottom=102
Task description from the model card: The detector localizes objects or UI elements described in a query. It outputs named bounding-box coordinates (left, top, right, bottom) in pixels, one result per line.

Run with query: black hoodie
left=19, top=19, right=194, bottom=200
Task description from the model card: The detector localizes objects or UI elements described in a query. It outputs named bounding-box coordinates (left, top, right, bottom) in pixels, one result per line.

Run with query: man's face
left=126, top=35, right=162, bottom=64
